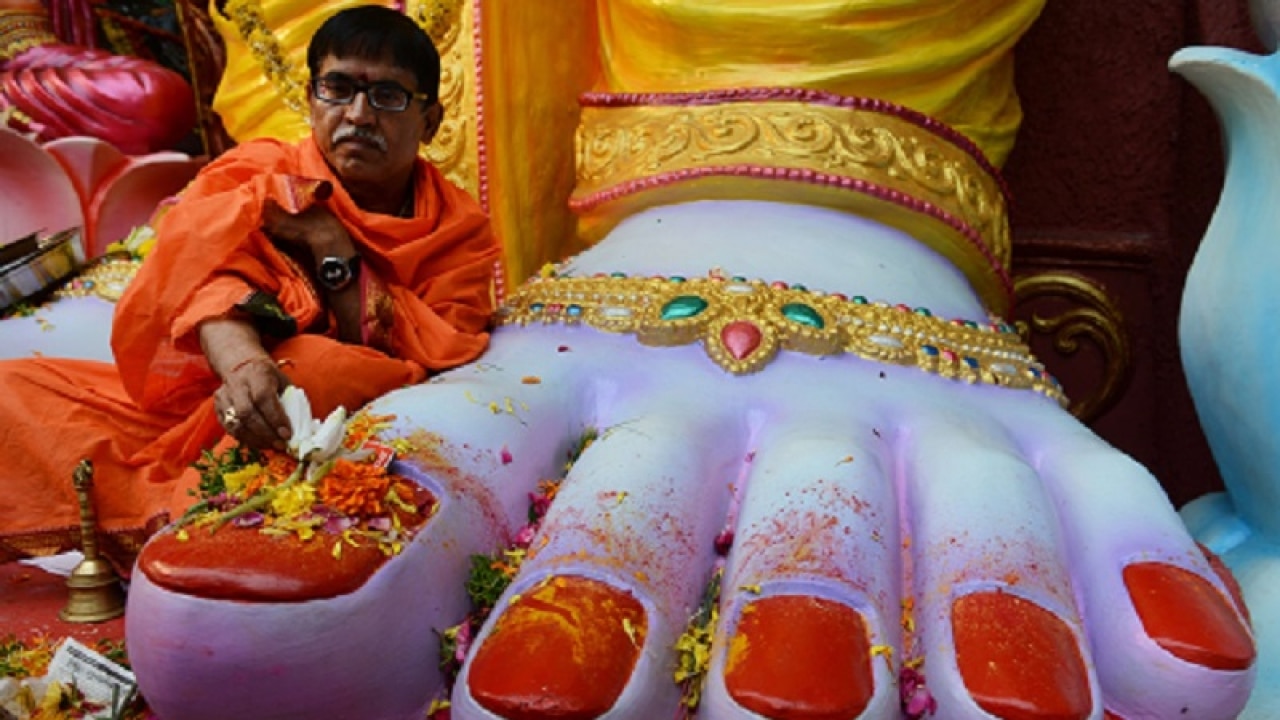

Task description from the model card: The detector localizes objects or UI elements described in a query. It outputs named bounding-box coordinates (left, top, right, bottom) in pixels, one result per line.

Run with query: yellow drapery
left=595, top=0, right=1044, bottom=167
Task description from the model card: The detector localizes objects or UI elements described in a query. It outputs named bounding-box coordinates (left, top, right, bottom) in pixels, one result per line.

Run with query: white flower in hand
left=281, top=386, right=348, bottom=463
left=282, top=386, right=315, bottom=455
left=301, top=406, right=347, bottom=463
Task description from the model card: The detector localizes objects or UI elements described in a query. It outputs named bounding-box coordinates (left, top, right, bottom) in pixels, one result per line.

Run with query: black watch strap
left=236, top=290, right=298, bottom=338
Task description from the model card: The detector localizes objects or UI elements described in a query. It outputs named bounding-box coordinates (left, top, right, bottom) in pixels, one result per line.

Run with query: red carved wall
left=1006, top=0, right=1260, bottom=506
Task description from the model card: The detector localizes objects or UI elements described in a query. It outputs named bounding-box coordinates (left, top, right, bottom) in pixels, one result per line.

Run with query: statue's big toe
left=137, top=526, right=392, bottom=601
left=126, top=463, right=489, bottom=720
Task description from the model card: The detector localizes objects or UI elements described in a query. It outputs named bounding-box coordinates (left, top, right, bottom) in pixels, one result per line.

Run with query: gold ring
left=222, top=407, right=240, bottom=428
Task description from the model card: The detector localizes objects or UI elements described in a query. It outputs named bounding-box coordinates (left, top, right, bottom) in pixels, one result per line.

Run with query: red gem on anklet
left=722, top=321, right=763, bottom=360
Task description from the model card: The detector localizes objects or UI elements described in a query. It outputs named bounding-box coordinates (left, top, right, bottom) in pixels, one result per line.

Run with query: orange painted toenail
left=725, top=595, right=874, bottom=720
left=1124, top=561, right=1255, bottom=671
left=468, top=575, right=646, bottom=719
left=952, top=591, right=1091, bottom=720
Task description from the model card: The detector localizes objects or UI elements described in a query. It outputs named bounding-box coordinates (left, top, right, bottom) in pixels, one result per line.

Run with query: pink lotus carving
left=0, top=125, right=204, bottom=258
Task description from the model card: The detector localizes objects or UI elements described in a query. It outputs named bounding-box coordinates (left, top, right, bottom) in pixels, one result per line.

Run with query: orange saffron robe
left=0, top=136, right=501, bottom=566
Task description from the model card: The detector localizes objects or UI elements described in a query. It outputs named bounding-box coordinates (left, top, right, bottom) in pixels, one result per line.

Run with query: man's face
left=309, top=54, right=439, bottom=190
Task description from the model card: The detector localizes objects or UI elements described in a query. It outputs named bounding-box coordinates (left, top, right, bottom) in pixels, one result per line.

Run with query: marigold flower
left=319, top=459, right=393, bottom=517
left=1, top=635, right=55, bottom=678
left=343, top=412, right=395, bottom=451
left=262, top=451, right=300, bottom=485
left=536, top=479, right=561, bottom=502
left=391, top=480, right=417, bottom=504
left=489, top=548, right=527, bottom=578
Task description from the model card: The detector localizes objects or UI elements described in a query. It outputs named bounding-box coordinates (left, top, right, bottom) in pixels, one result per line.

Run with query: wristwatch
left=317, top=254, right=361, bottom=291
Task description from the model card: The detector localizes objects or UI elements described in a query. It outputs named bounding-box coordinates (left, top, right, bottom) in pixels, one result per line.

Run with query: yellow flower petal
left=223, top=463, right=263, bottom=494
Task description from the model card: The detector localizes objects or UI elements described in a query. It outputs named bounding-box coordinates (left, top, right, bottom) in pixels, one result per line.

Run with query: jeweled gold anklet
left=497, top=271, right=1065, bottom=405
left=54, top=255, right=142, bottom=303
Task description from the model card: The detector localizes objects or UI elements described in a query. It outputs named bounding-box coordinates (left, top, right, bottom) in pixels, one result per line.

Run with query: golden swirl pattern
left=499, top=271, right=1065, bottom=404
left=414, top=0, right=464, bottom=46
left=411, top=0, right=476, bottom=195
left=1014, top=271, right=1131, bottom=423
left=572, top=99, right=1012, bottom=309
left=576, top=102, right=1008, bottom=262
left=224, top=0, right=309, bottom=116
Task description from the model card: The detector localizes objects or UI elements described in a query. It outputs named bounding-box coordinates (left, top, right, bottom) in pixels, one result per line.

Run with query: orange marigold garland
left=177, top=387, right=434, bottom=556
left=319, top=460, right=395, bottom=517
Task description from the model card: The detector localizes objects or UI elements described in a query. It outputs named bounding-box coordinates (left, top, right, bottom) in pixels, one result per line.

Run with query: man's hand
left=213, top=356, right=292, bottom=449
left=261, top=199, right=365, bottom=344
left=200, top=317, right=293, bottom=449
left=261, top=199, right=355, bottom=260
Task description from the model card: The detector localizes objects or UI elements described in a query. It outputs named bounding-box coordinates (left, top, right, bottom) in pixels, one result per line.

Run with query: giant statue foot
left=127, top=200, right=1255, bottom=720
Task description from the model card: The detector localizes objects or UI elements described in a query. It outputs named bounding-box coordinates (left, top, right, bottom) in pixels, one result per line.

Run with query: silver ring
left=222, top=407, right=240, bottom=428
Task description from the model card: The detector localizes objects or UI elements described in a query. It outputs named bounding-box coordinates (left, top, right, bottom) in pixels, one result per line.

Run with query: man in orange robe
left=0, top=5, right=500, bottom=568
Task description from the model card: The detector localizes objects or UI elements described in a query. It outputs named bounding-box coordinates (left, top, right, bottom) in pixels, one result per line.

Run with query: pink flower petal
left=714, top=528, right=735, bottom=556
left=324, top=515, right=354, bottom=534
left=513, top=523, right=538, bottom=549
left=232, top=512, right=264, bottom=528
left=455, top=620, right=473, bottom=663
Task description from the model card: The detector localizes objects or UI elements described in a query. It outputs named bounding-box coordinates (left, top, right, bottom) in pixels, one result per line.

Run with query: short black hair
left=307, top=5, right=441, bottom=104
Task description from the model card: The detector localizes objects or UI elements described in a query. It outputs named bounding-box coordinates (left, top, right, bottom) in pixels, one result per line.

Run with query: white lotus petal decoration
left=299, top=406, right=348, bottom=463
left=281, top=385, right=314, bottom=458
left=281, top=385, right=348, bottom=463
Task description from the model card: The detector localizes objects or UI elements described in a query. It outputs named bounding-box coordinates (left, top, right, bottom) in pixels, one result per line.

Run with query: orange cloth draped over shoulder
left=0, top=136, right=500, bottom=567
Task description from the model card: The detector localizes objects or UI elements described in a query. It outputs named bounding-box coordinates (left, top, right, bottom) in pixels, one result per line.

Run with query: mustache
left=332, top=126, right=387, bottom=152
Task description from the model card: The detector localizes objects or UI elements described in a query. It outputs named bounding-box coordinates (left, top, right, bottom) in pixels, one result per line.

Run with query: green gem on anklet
left=662, top=295, right=709, bottom=320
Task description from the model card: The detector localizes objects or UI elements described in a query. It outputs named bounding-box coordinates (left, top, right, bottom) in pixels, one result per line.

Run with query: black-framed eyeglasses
left=311, top=72, right=432, bottom=112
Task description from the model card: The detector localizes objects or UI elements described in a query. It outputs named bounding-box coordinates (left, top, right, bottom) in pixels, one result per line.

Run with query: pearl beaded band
left=498, top=271, right=1066, bottom=405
